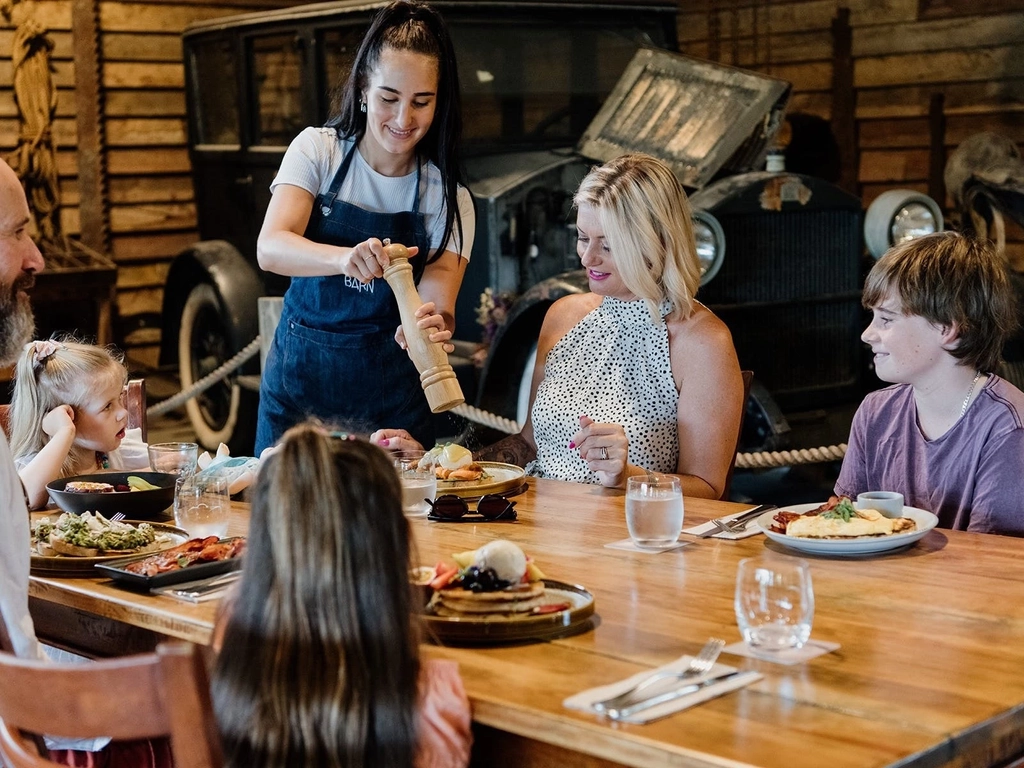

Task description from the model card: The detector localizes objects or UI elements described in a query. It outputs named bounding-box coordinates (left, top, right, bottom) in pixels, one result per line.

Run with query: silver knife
left=168, top=571, right=240, bottom=598
left=605, top=670, right=744, bottom=720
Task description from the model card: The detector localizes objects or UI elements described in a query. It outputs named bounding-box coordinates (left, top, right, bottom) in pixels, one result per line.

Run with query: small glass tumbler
left=148, top=442, right=199, bottom=477
left=734, top=554, right=814, bottom=652
left=625, top=475, right=684, bottom=548
left=174, top=473, right=230, bottom=538
left=393, top=450, right=436, bottom=518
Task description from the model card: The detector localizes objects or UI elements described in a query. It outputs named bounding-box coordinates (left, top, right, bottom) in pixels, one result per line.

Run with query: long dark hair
left=328, top=0, right=465, bottom=264
left=212, top=423, right=420, bottom=767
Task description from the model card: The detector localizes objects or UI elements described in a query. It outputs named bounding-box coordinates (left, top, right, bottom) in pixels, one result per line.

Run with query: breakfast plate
left=756, top=504, right=939, bottom=556
left=29, top=521, right=189, bottom=576
left=422, top=579, right=595, bottom=644
left=95, top=537, right=246, bottom=589
left=436, top=462, right=526, bottom=498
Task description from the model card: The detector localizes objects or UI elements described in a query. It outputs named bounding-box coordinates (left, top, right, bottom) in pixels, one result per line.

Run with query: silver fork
left=712, top=505, right=777, bottom=534
left=109, top=512, right=126, bottom=523
left=591, top=638, right=725, bottom=713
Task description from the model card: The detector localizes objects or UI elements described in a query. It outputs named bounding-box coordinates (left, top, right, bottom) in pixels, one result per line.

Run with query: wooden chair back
left=0, top=378, right=146, bottom=442
left=720, top=370, right=754, bottom=501
left=0, top=642, right=223, bottom=768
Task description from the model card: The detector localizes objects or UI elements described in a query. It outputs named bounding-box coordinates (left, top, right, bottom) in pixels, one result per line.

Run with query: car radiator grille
left=699, top=208, right=863, bottom=410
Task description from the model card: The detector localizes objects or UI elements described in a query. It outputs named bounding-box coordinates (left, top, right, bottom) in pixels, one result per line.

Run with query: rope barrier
left=450, top=402, right=520, bottom=435
left=735, top=444, right=847, bottom=469
left=450, top=402, right=847, bottom=468
left=146, top=337, right=262, bottom=419
left=148, top=335, right=846, bottom=469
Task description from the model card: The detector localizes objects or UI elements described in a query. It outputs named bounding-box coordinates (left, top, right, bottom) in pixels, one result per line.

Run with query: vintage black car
left=164, top=0, right=946, bottom=453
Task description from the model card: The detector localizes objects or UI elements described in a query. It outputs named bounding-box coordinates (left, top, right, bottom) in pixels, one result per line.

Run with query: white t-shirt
left=14, top=427, right=148, bottom=473
left=271, top=127, right=476, bottom=259
left=0, top=430, right=42, bottom=660
left=0, top=431, right=116, bottom=750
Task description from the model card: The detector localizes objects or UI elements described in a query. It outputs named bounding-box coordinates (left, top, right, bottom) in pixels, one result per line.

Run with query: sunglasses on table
left=425, top=494, right=518, bottom=522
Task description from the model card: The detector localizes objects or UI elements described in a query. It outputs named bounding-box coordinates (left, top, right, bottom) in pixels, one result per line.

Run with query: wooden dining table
left=26, top=478, right=1024, bottom=768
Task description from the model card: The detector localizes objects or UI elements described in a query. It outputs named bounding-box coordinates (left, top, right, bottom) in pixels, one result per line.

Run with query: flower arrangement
left=472, top=288, right=516, bottom=367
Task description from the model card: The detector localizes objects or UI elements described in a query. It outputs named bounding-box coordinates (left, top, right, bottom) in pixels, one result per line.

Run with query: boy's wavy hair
left=9, top=336, right=127, bottom=477
left=862, top=232, right=1017, bottom=373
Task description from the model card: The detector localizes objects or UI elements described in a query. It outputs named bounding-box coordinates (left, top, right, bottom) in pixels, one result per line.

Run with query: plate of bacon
left=95, top=536, right=246, bottom=588
left=757, top=496, right=939, bottom=556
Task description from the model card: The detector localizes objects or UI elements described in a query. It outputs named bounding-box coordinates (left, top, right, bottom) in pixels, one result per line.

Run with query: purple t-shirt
left=835, top=375, right=1024, bottom=536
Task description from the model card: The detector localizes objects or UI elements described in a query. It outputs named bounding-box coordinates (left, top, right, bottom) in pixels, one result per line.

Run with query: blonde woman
left=375, top=153, right=744, bottom=498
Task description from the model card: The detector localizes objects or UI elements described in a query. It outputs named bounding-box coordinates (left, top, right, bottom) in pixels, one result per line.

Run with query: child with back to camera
left=211, top=421, right=471, bottom=768
left=10, top=338, right=148, bottom=510
left=835, top=231, right=1024, bottom=535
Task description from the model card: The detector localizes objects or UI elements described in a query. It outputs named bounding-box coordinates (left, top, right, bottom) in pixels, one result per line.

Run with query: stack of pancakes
left=430, top=580, right=546, bottom=616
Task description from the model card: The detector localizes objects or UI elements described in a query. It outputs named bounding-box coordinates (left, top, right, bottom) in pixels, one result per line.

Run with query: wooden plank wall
left=2, top=0, right=1022, bottom=367
left=0, top=0, right=286, bottom=368
left=678, top=0, right=1024, bottom=268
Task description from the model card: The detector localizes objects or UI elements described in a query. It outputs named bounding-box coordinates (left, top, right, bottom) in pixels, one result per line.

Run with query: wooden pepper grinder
left=381, top=239, right=465, bottom=413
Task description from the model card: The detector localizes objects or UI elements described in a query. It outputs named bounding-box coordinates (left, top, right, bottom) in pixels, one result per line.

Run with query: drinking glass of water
left=393, top=451, right=437, bottom=518
left=625, top=475, right=684, bottom=548
left=148, top=442, right=199, bottom=477
left=174, top=473, right=230, bottom=538
left=734, top=554, right=814, bottom=652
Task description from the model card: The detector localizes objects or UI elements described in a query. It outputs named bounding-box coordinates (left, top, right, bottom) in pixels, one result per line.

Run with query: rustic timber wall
left=0, top=0, right=289, bottom=368
left=1, top=0, right=1022, bottom=367
left=679, top=0, right=1024, bottom=265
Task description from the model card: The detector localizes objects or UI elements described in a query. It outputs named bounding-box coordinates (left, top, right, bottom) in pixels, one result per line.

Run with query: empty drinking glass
left=734, top=554, right=814, bottom=652
left=174, top=473, right=230, bottom=538
left=148, top=442, right=199, bottom=477
left=625, top=475, right=684, bottom=548
left=393, top=450, right=436, bottom=518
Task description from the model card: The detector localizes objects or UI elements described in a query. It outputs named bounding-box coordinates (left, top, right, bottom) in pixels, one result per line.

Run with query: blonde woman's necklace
left=959, top=371, right=982, bottom=418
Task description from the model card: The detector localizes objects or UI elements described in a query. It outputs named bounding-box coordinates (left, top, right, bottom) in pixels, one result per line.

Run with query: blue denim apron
left=256, top=142, right=434, bottom=452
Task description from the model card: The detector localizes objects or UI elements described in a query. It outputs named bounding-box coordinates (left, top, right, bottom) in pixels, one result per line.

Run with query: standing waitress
left=255, top=0, right=474, bottom=453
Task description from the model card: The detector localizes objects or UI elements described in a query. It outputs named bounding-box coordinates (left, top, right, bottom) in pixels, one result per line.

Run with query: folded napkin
left=604, top=538, right=690, bottom=553
left=564, top=657, right=762, bottom=724
left=196, top=444, right=260, bottom=495
left=683, top=512, right=763, bottom=540
left=724, top=639, right=839, bottom=665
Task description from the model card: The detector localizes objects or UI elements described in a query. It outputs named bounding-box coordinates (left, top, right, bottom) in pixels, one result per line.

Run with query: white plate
left=756, top=503, right=939, bottom=556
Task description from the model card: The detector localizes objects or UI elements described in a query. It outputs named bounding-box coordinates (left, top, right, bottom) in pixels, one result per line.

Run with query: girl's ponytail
left=10, top=341, right=48, bottom=459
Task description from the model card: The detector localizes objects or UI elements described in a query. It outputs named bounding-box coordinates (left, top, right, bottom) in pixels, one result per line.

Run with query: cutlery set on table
left=565, top=638, right=763, bottom=723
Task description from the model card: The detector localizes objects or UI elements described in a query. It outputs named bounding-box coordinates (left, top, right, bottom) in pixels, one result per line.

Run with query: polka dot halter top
left=525, top=296, right=679, bottom=484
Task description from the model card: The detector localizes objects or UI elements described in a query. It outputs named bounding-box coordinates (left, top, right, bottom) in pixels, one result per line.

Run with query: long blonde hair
left=10, top=337, right=127, bottom=476
left=574, top=153, right=702, bottom=323
left=212, top=423, right=420, bottom=767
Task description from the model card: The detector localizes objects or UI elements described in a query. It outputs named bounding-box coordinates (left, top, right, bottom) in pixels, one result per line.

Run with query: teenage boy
left=835, top=231, right=1024, bottom=535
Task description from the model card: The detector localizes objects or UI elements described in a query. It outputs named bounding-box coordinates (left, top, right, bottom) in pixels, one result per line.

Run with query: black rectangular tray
left=94, top=537, right=245, bottom=589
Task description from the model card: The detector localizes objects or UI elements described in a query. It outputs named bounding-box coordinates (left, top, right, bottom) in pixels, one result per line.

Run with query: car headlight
left=864, top=190, right=944, bottom=259
left=692, top=210, right=725, bottom=286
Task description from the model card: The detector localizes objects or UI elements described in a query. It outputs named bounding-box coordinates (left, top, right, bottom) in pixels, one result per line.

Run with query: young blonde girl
left=11, top=338, right=148, bottom=509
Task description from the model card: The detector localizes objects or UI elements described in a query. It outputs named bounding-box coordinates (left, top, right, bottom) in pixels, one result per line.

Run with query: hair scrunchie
left=30, top=339, right=63, bottom=369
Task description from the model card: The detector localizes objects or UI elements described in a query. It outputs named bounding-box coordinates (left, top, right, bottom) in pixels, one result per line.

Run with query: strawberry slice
left=429, top=561, right=460, bottom=591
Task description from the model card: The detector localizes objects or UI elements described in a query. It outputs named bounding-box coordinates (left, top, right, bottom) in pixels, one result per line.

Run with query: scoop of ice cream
left=473, top=540, right=527, bottom=583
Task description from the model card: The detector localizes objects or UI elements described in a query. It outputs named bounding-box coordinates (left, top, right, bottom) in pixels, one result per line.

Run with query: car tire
left=178, top=283, right=258, bottom=454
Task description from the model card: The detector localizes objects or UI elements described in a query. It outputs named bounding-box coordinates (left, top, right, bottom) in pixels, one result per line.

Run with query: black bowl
left=46, top=471, right=177, bottom=519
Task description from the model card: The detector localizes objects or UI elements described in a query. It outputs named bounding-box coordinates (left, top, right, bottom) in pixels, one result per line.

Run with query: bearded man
left=0, top=156, right=44, bottom=658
